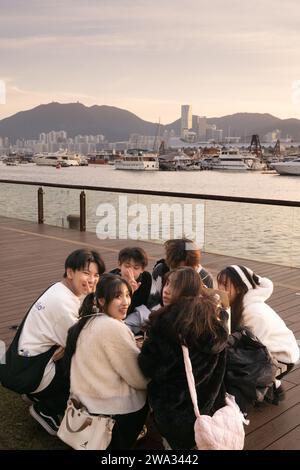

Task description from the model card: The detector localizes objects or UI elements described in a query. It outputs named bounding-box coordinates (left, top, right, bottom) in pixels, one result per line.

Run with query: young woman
left=138, top=267, right=228, bottom=449
left=148, top=238, right=214, bottom=309
left=217, top=265, right=299, bottom=365
left=217, top=265, right=299, bottom=403
left=63, top=274, right=148, bottom=450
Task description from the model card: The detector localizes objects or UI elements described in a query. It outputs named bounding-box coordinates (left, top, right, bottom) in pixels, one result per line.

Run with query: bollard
left=80, top=190, right=86, bottom=232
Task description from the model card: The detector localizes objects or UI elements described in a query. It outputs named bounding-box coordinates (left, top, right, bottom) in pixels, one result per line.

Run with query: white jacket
left=242, top=277, right=299, bottom=364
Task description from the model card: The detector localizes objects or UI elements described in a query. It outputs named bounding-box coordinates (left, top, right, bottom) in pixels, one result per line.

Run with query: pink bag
left=182, top=345, right=248, bottom=450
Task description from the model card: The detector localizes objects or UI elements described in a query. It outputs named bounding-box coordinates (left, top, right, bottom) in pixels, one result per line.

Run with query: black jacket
left=138, top=304, right=228, bottom=449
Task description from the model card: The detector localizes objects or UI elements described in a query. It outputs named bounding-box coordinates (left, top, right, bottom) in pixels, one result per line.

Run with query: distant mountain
left=1, top=102, right=300, bottom=142
left=0, top=102, right=161, bottom=142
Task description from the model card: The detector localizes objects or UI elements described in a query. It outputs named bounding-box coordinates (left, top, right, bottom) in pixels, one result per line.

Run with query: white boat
left=201, top=149, right=266, bottom=172
left=201, top=149, right=250, bottom=171
left=272, top=158, right=300, bottom=176
left=114, top=152, right=159, bottom=171
left=34, top=152, right=80, bottom=167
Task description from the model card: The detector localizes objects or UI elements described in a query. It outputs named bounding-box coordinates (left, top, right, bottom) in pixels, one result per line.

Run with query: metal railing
left=1, top=179, right=300, bottom=267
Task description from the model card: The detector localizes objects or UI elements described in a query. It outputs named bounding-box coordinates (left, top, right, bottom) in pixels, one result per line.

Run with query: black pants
left=107, top=402, right=148, bottom=450
left=30, top=359, right=70, bottom=416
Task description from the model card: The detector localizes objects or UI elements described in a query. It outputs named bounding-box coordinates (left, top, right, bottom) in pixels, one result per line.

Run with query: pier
left=0, top=215, right=299, bottom=450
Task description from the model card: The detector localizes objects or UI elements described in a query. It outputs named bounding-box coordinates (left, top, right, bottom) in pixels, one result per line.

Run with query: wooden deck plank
left=265, top=425, right=300, bottom=450
left=245, top=403, right=300, bottom=450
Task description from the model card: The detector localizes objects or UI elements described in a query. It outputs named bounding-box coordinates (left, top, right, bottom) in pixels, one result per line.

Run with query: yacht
left=201, top=149, right=252, bottom=171
left=34, top=152, right=80, bottom=167
left=272, top=158, right=300, bottom=176
left=114, top=152, right=159, bottom=171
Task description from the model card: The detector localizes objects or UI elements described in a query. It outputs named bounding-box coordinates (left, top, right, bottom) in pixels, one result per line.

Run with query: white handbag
left=57, top=398, right=115, bottom=450
left=182, top=345, right=248, bottom=450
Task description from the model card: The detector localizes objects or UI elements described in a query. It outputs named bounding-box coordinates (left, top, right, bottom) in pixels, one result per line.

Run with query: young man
left=147, top=238, right=214, bottom=309
left=0, top=248, right=105, bottom=435
left=110, top=247, right=152, bottom=334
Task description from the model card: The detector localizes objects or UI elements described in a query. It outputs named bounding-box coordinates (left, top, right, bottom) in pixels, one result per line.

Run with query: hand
left=135, top=336, right=144, bottom=349
left=52, top=346, right=65, bottom=362
left=122, top=267, right=141, bottom=293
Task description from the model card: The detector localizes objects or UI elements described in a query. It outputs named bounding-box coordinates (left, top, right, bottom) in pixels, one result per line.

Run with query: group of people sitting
left=0, top=239, right=299, bottom=450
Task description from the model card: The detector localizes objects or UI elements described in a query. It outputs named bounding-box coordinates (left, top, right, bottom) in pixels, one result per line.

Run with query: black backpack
left=225, top=328, right=278, bottom=413
left=0, top=286, right=58, bottom=394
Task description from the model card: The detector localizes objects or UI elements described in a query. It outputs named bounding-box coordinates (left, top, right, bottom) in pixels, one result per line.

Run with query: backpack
left=225, top=328, right=278, bottom=413
left=0, top=285, right=58, bottom=394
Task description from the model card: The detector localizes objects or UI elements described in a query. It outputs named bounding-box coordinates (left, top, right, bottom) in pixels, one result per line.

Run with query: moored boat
left=114, top=151, right=159, bottom=170
left=272, top=158, right=300, bottom=176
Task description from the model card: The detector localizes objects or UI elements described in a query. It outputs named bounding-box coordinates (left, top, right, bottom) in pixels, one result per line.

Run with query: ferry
left=114, top=151, right=159, bottom=171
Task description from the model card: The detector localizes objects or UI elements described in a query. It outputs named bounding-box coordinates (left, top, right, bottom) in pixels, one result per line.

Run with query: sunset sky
left=1, top=0, right=300, bottom=123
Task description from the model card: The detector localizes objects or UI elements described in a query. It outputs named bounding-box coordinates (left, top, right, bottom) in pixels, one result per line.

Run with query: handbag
left=182, top=345, right=248, bottom=450
left=57, top=398, right=115, bottom=450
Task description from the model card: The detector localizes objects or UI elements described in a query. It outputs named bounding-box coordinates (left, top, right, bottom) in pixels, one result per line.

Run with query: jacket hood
left=243, top=276, right=273, bottom=308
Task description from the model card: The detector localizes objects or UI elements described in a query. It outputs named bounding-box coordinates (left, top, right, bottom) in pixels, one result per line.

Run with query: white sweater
left=18, top=282, right=81, bottom=391
left=70, top=314, right=148, bottom=415
left=242, top=277, right=299, bottom=364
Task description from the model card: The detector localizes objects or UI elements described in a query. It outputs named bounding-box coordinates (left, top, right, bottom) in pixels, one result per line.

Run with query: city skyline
left=1, top=0, right=300, bottom=123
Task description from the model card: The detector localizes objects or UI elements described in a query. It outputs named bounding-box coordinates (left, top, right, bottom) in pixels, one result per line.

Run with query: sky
left=1, top=0, right=300, bottom=124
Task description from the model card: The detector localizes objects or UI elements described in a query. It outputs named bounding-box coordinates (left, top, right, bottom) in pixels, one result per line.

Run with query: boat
left=34, top=151, right=80, bottom=167
left=114, top=151, right=159, bottom=171
left=272, top=158, right=300, bottom=176
left=201, top=149, right=253, bottom=172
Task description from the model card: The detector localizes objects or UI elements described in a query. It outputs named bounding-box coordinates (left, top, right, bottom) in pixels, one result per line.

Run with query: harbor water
left=0, top=164, right=299, bottom=267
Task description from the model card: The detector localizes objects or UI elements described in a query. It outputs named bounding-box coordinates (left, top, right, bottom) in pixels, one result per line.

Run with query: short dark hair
left=63, top=249, right=106, bottom=277
left=164, top=238, right=200, bottom=269
left=118, top=247, right=148, bottom=268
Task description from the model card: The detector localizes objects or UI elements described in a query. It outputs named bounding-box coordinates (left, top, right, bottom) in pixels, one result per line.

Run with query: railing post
left=37, top=187, right=44, bottom=224
left=80, top=190, right=86, bottom=232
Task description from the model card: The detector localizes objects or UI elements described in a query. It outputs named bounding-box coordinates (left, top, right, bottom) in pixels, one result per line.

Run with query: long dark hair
left=63, top=274, right=132, bottom=374
left=172, top=295, right=227, bottom=349
left=217, top=266, right=259, bottom=331
left=163, top=267, right=205, bottom=301
left=146, top=267, right=224, bottom=343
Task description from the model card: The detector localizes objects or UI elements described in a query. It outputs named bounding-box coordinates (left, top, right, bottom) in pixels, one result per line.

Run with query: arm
left=103, top=321, right=148, bottom=390
left=138, top=328, right=162, bottom=378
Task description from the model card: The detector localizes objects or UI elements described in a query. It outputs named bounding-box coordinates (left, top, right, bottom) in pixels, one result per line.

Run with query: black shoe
left=265, top=384, right=286, bottom=405
left=273, top=385, right=286, bottom=405
left=29, top=403, right=61, bottom=436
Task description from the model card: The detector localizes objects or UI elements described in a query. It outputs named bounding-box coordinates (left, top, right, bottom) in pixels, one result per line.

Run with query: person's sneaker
left=29, top=403, right=60, bottom=436
left=264, top=384, right=286, bottom=405
left=272, top=384, right=286, bottom=405
left=21, top=394, right=39, bottom=405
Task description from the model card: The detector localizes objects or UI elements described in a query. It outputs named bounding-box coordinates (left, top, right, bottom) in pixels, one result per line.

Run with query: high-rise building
left=196, top=116, right=207, bottom=140
left=181, top=105, right=192, bottom=139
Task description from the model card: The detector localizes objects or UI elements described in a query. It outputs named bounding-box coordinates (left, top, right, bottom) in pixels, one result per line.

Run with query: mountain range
left=0, top=102, right=300, bottom=142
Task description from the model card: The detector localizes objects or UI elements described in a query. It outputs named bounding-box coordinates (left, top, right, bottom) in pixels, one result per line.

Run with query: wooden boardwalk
left=0, top=215, right=299, bottom=450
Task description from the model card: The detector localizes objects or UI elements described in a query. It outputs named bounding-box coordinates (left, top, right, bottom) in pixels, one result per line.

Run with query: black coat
left=138, top=305, right=228, bottom=449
